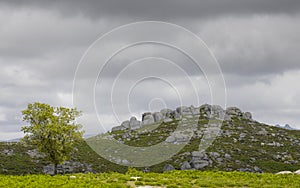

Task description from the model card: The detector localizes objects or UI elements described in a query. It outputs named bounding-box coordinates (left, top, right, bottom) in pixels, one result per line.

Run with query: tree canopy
left=21, top=102, right=84, bottom=174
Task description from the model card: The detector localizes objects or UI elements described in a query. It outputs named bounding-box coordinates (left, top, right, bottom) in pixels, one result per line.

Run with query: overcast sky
left=1, top=0, right=300, bottom=140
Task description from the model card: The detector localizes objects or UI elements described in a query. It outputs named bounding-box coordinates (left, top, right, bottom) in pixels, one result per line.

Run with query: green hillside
left=1, top=105, right=300, bottom=175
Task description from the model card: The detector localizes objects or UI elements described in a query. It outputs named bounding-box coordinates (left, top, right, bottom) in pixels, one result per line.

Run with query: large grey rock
left=166, top=135, right=176, bottom=143
left=181, top=106, right=193, bottom=116
left=43, top=164, right=55, bottom=175
left=129, top=117, right=141, bottom=130
left=191, top=160, right=209, bottom=169
left=254, top=166, right=262, bottom=173
left=238, top=168, right=254, bottom=172
left=226, top=107, right=243, bottom=117
left=142, top=114, right=155, bottom=126
left=191, top=151, right=208, bottom=160
left=121, top=120, right=130, bottom=129
left=174, top=133, right=190, bottom=143
left=43, top=161, right=92, bottom=175
left=160, top=109, right=173, bottom=118
left=153, top=112, right=163, bottom=122
left=176, top=106, right=194, bottom=116
left=211, top=105, right=225, bottom=119
left=211, top=105, right=224, bottom=112
left=243, top=112, right=252, bottom=120
left=224, top=153, right=231, bottom=160
left=190, top=105, right=200, bottom=115
left=190, top=151, right=209, bottom=169
left=112, top=119, right=131, bottom=132
left=112, top=126, right=126, bottom=132
left=176, top=106, right=184, bottom=114
left=165, top=132, right=190, bottom=143
left=216, top=158, right=223, bottom=163
left=163, top=164, right=175, bottom=172
left=142, top=112, right=152, bottom=121
left=209, top=152, right=220, bottom=158
left=180, top=161, right=192, bottom=170
left=174, top=110, right=181, bottom=120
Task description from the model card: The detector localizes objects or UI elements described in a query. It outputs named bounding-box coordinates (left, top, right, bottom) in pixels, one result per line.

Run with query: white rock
left=294, top=169, right=300, bottom=175
left=130, top=176, right=141, bottom=181
left=276, top=171, right=293, bottom=175
left=69, top=176, right=76, bottom=179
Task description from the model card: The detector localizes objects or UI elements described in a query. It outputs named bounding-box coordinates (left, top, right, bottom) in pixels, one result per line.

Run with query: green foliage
left=0, top=142, right=43, bottom=175
left=0, top=171, right=300, bottom=187
left=21, top=102, right=84, bottom=174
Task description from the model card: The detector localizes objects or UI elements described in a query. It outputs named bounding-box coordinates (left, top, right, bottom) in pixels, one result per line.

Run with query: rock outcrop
left=129, top=117, right=141, bottom=130
left=111, top=104, right=254, bottom=132
left=180, top=161, right=192, bottom=170
left=190, top=151, right=210, bottom=169
left=163, top=164, right=175, bottom=172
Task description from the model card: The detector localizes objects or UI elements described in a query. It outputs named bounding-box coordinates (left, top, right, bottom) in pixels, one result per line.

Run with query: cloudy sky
left=0, top=0, right=300, bottom=140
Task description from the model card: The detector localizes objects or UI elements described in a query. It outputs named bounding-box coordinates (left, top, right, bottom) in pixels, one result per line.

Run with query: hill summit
left=104, top=104, right=300, bottom=173
left=111, top=104, right=253, bottom=132
left=1, top=104, right=300, bottom=175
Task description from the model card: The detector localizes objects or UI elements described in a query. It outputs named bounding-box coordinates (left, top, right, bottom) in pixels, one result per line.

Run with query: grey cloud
left=198, top=14, right=300, bottom=76
left=1, top=0, right=299, bottom=20
left=0, top=8, right=110, bottom=59
left=1, top=1, right=300, bottom=140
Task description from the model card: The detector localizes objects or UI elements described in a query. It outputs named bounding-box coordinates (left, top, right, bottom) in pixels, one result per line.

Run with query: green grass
left=0, top=170, right=300, bottom=187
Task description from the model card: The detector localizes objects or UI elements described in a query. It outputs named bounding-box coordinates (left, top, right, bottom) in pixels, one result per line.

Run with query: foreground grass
left=0, top=170, right=300, bottom=188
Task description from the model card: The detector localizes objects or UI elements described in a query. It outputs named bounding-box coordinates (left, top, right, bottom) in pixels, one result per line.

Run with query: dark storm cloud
left=1, top=0, right=300, bottom=140
left=1, top=0, right=299, bottom=20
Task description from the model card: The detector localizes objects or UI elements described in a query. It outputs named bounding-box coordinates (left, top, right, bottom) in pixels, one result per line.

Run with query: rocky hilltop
left=1, top=104, right=300, bottom=175
left=106, top=104, right=300, bottom=173
left=112, top=104, right=253, bottom=131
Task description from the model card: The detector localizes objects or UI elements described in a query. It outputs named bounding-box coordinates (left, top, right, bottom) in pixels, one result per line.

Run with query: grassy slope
left=1, top=115, right=300, bottom=175
left=0, top=170, right=300, bottom=188
left=106, top=116, right=300, bottom=173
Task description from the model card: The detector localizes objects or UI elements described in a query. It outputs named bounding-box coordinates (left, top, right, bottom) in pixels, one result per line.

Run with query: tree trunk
left=54, top=163, right=58, bottom=175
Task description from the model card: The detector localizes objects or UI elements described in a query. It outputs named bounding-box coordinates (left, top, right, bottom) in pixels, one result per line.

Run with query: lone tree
left=21, top=102, right=84, bottom=174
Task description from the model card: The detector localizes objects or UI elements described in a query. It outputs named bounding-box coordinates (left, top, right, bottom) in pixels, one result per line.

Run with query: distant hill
left=1, top=104, right=300, bottom=175
left=276, top=124, right=297, bottom=130
left=2, top=138, right=21, bottom=142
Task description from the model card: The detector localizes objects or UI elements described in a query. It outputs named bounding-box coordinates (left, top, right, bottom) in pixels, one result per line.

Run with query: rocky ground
left=1, top=104, right=300, bottom=175
left=108, top=104, right=300, bottom=173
